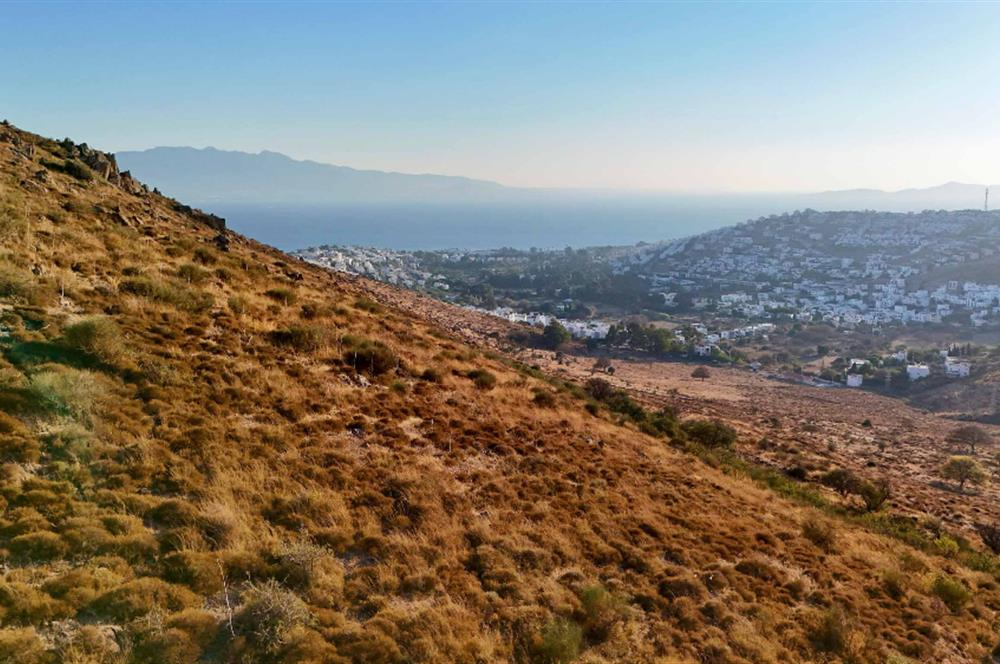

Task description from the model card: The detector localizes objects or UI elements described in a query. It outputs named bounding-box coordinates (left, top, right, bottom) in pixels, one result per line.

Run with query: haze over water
left=216, top=196, right=796, bottom=251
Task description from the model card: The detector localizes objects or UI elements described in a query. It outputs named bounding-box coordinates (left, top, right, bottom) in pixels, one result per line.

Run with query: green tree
left=691, top=366, right=710, bottom=382
left=542, top=320, right=571, bottom=349
left=940, top=456, right=987, bottom=492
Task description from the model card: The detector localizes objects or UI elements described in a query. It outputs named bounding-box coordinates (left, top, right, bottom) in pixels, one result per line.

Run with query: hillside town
left=631, top=209, right=1000, bottom=329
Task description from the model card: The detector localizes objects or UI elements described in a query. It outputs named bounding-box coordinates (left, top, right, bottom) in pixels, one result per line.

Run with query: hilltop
left=2, top=122, right=1000, bottom=663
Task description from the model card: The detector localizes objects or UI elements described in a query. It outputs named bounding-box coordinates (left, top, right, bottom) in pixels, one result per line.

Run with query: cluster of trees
left=820, top=468, right=892, bottom=512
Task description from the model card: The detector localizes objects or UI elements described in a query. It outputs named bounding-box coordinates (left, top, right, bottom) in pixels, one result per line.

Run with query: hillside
left=1, top=122, right=1000, bottom=664
left=116, top=147, right=508, bottom=205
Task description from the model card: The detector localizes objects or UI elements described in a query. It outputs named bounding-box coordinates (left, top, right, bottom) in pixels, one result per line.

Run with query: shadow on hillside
left=3, top=340, right=99, bottom=370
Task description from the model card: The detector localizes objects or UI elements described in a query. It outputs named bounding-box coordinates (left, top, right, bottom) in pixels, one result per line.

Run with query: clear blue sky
left=5, top=1, right=1000, bottom=191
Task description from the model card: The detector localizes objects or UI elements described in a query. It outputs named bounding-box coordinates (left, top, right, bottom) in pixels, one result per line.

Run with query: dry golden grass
left=0, top=122, right=999, bottom=663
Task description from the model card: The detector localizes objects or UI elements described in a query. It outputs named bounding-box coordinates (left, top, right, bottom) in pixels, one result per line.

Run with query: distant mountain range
left=803, top=181, right=995, bottom=212
left=116, top=146, right=509, bottom=204
left=118, top=146, right=996, bottom=212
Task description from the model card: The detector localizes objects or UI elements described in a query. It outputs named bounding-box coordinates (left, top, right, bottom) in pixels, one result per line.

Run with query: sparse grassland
left=0, top=122, right=999, bottom=664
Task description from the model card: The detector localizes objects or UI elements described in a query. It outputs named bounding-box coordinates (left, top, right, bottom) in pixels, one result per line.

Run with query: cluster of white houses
left=294, top=245, right=452, bottom=291
left=626, top=210, right=1000, bottom=329
left=470, top=307, right=612, bottom=340
left=845, top=348, right=971, bottom=388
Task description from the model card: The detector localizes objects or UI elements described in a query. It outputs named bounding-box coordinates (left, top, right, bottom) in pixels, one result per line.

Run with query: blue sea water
left=208, top=196, right=795, bottom=251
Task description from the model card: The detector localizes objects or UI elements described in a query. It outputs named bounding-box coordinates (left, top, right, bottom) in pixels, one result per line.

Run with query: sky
left=5, top=1, right=1000, bottom=192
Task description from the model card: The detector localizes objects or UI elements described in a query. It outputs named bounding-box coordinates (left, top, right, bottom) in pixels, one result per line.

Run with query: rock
left=213, top=233, right=231, bottom=252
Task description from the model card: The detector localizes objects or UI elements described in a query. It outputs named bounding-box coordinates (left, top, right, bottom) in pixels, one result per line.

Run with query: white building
left=945, top=358, right=970, bottom=378
left=906, top=364, right=930, bottom=381
left=846, top=373, right=864, bottom=387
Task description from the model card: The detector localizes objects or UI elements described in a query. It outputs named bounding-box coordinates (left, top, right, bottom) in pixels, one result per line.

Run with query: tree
left=821, top=468, right=860, bottom=498
left=691, top=366, right=711, bottom=382
left=542, top=320, right=571, bottom=350
left=857, top=479, right=891, bottom=512
left=946, top=425, right=991, bottom=455
left=940, top=456, right=987, bottom=492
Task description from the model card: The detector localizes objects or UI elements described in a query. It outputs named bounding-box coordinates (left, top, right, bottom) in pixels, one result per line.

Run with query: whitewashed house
left=846, top=373, right=864, bottom=387
left=906, top=364, right=930, bottom=381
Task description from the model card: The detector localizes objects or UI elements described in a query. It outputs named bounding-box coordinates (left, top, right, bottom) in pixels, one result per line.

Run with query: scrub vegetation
left=0, top=122, right=999, bottom=663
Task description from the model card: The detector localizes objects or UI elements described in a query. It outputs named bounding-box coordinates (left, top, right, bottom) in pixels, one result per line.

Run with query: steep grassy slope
left=0, top=123, right=998, bottom=663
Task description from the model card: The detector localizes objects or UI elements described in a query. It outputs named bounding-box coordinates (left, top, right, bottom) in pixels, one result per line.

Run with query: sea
left=206, top=195, right=800, bottom=252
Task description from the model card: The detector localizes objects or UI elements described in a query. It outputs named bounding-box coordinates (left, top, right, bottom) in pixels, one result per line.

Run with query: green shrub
left=930, top=574, right=970, bottom=612
left=26, top=369, right=103, bottom=421
left=228, top=294, right=250, bottom=316
left=63, top=316, right=127, bottom=364
left=466, top=368, right=497, bottom=390
left=353, top=297, right=382, bottom=314
left=177, top=263, right=210, bottom=284
left=681, top=419, right=737, bottom=447
left=268, top=326, right=327, bottom=353
left=882, top=569, right=906, bottom=599
left=344, top=341, right=398, bottom=376
left=192, top=246, right=216, bottom=265
left=533, top=617, right=582, bottom=664
left=420, top=367, right=443, bottom=383
left=532, top=389, right=557, bottom=407
left=578, top=584, right=623, bottom=642
left=0, top=266, right=37, bottom=303
left=265, top=287, right=297, bottom=306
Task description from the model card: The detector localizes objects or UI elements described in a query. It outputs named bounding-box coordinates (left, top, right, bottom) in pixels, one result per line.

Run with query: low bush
left=0, top=266, right=39, bottom=303
left=63, top=316, right=127, bottom=364
left=354, top=297, right=382, bottom=313
left=882, top=569, right=906, bottom=599
left=344, top=340, right=399, bottom=376
left=801, top=515, right=837, bottom=552
left=532, top=389, right=556, bottom=407
left=0, top=627, right=47, bottom=664
left=467, top=368, right=497, bottom=390
left=578, top=584, right=624, bottom=642
left=420, top=367, right=442, bottom=383
left=533, top=617, right=582, bottom=664
left=234, top=579, right=312, bottom=654
left=9, top=531, right=69, bottom=562
left=89, top=577, right=201, bottom=621
left=808, top=606, right=850, bottom=654
left=0, top=412, right=40, bottom=462
left=681, top=419, right=737, bottom=448
left=268, top=325, right=327, bottom=353
left=265, top=287, right=297, bottom=306
left=975, top=522, right=1000, bottom=554
left=857, top=478, right=892, bottom=512
left=177, top=263, right=210, bottom=284
left=930, top=574, right=970, bottom=612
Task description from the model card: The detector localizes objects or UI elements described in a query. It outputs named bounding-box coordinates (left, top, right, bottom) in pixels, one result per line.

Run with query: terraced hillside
left=0, top=122, right=999, bottom=663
